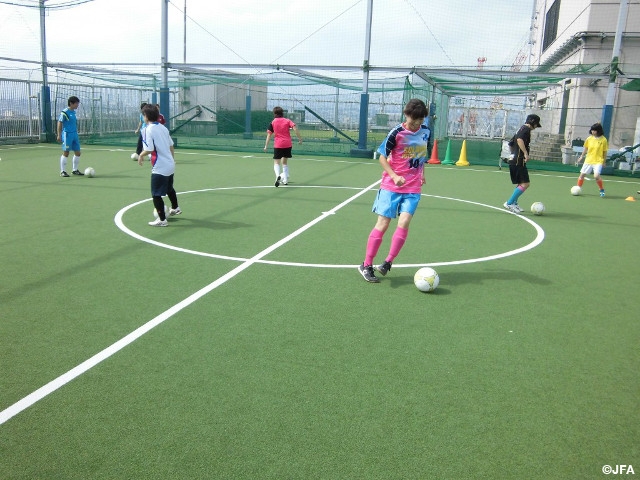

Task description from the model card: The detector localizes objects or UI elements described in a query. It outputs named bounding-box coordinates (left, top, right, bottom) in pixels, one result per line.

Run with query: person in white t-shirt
left=138, top=104, right=182, bottom=226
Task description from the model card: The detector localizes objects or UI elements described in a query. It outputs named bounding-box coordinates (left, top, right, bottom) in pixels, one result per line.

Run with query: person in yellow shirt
left=576, top=123, right=608, bottom=197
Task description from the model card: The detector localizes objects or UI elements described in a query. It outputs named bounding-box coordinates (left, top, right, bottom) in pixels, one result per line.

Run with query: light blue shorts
left=372, top=189, right=421, bottom=218
left=61, top=131, right=80, bottom=152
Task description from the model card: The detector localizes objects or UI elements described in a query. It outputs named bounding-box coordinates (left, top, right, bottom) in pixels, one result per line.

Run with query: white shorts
left=580, top=163, right=603, bottom=175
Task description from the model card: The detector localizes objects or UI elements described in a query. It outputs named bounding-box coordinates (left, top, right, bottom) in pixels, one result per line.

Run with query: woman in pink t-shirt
left=264, top=106, right=302, bottom=187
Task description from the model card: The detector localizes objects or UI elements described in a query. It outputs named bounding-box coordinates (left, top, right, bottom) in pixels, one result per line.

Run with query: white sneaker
left=512, top=204, right=523, bottom=213
left=503, top=202, right=519, bottom=214
left=169, top=207, right=182, bottom=216
left=281, top=176, right=288, bottom=185
left=148, top=218, right=168, bottom=227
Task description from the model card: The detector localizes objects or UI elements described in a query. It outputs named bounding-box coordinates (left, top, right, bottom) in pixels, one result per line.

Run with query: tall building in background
left=531, top=0, right=640, bottom=149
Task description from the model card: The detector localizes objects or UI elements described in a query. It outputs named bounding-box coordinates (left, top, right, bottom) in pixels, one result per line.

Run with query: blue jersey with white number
left=377, top=123, right=430, bottom=193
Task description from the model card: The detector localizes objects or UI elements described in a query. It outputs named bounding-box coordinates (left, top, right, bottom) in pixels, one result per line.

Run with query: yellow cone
left=625, top=196, right=636, bottom=201
left=456, top=139, right=470, bottom=166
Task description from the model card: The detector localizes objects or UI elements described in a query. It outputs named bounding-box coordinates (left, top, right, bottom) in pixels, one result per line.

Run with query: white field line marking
left=3, top=144, right=636, bottom=184
left=433, top=164, right=640, bottom=185
left=115, top=185, right=374, bottom=263
left=0, top=180, right=381, bottom=426
left=116, top=187, right=544, bottom=268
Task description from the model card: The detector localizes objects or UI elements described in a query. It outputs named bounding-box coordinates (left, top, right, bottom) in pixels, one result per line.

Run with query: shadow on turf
left=385, top=268, right=551, bottom=294
left=543, top=210, right=639, bottom=228
left=163, top=217, right=251, bottom=230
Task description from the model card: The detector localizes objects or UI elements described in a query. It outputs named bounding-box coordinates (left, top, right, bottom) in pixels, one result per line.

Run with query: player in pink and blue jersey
left=358, top=98, right=430, bottom=283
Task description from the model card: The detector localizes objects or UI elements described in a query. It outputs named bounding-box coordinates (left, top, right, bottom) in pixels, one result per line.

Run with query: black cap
left=526, top=114, right=542, bottom=128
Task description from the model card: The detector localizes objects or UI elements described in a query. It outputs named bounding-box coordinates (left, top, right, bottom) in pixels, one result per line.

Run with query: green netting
left=62, top=66, right=450, bottom=156
left=4, top=61, right=638, bottom=174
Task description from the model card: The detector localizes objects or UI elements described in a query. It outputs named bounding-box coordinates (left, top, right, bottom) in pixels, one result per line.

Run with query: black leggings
left=136, top=134, right=143, bottom=155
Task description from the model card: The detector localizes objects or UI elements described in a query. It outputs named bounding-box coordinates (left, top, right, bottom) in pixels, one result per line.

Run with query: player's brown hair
left=403, top=99, right=428, bottom=119
left=141, top=104, right=159, bottom=122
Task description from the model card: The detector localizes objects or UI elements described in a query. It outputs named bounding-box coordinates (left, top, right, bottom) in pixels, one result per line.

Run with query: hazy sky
left=0, top=0, right=534, bottom=73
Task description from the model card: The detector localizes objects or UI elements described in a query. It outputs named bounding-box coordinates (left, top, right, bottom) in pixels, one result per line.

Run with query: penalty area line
left=0, top=179, right=381, bottom=426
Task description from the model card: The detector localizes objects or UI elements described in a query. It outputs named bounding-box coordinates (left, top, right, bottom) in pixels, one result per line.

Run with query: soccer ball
left=131, top=153, right=139, bottom=160
left=530, top=202, right=545, bottom=215
left=414, top=267, right=439, bottom=293
left=153, top=205, right=170, bottom=219
left=570, top=185, right=582, bottom=196
left=84, top=167, right=95, bottom=177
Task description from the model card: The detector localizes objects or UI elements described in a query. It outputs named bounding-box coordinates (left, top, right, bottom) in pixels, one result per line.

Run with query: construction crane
left=490, top=46, right=528, bottom=110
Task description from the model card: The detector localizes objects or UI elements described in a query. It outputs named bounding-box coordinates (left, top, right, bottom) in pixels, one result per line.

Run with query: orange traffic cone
left=456, top=139, right=470, bottom=166
left=427, top=139, right=441, bottom=164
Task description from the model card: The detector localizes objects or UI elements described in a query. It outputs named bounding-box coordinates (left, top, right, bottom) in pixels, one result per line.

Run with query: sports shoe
left=169, top=207, right=182, bottom=216
left=148, top=218, right=168, bottom=227
left=358, top=263, right=380, bottom=283
left=375, top=261, right=392, bottom=276
left=281, top=176, right=288, bottom=185
left=72, top=169, right=84, bottom=176
left=60, top=171, right=70, bottom=177
left=599, top=189, right=605, bottom=197
left=512, top=203, right=523, bottom=213
left=275, top=175, right=281, bottom=187
left=503, top=202, right=519, bottom=213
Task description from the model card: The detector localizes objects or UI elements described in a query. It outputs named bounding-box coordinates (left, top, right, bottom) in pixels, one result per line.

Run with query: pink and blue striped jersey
left=377, top=123, right=430, bottom=193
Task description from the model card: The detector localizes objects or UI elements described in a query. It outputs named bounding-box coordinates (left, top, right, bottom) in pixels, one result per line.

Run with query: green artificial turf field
left=1, top=144, right=639, bottom=479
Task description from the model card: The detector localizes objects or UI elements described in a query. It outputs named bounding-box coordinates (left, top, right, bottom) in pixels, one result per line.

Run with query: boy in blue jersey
left=133, top=102, right=148, bottom=160
left=57, top=96, right=83, bottom=177
left=138, top=104, right=181, bottom=227
left=358, top=99, right=430, bottom=283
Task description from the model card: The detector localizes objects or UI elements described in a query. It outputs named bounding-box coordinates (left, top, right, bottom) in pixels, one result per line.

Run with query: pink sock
left=364, top=228, right=384, bottom=265
left=386, top=227, right=408, bottom=262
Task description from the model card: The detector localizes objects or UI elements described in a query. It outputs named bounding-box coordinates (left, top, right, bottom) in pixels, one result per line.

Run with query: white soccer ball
left=153, top=205, right=170, bottom=219
left=570, top=185, right=582, bottom=196
left=530, top=201, right=545, bottom=215
left=131, top=153, right=139, bottom=160
left=414, top=267, right=440, bottom=293
left=84, top=167, right=95, bottom=177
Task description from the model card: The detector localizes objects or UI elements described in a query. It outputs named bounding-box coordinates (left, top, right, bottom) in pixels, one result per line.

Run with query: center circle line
left=114, top=185, right=545, bottom=268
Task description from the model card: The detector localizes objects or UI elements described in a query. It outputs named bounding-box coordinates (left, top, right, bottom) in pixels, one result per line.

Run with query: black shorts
left=273, top=147, right=292, bottom=159
left=151, top=173, right=174, bottom=197
left=509, top=163, right=530, bottom=184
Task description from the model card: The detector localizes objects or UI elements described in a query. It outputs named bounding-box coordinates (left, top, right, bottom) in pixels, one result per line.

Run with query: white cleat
left=148, top=218, right=168, bottom=227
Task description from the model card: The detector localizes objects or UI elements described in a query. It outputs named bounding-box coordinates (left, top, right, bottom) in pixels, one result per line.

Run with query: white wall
left=532, top=0, right=640, bottom=148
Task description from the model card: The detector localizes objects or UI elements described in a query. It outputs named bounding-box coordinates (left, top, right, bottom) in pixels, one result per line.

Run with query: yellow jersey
left=583, top=135, right=608, bottom=165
